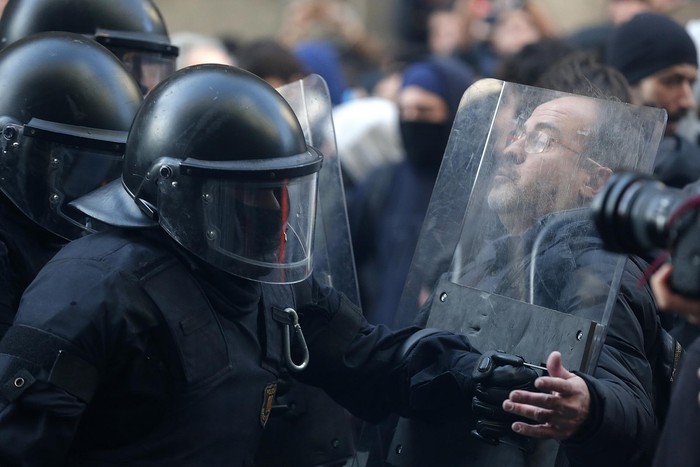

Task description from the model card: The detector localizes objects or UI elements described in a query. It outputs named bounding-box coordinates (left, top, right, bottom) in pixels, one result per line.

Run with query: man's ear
left=580, top=166, right=613, bottom=199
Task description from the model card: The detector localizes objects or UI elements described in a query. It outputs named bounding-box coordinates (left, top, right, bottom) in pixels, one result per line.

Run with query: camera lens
left=591, top=172, right=685, bottom=256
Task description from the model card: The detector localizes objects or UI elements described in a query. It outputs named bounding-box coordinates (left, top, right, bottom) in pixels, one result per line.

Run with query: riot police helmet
left=72, top=64, right=323, bottom=284
left=0, top=0, right=178, bottom=93
left=0, top=32, right=143, bottom=240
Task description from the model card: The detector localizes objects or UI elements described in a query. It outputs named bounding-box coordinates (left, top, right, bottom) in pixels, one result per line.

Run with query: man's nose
left=499, top=140, right=526, bottom=165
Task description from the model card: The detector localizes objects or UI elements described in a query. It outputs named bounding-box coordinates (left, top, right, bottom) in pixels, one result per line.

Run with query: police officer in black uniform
left=0, top=32, right=142, bottom=341
left=0, top=0, right=179, bottom=93
left=0, top=64, right=505, bottom=466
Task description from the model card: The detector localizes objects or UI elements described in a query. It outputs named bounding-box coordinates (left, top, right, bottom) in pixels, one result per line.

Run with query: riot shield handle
left=491, top=353, right=547, bottom=372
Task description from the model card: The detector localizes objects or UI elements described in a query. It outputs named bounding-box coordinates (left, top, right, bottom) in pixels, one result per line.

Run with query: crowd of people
left=0, top=0, right=699, bottom=466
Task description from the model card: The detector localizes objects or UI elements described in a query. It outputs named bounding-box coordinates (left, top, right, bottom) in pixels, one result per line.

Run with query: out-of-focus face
left=491, top=9, right=541, bottom=56
left=397, top=86, right=449, bottom=123
left=488, top=96, right=599, bottom=233
left=428, top=10, right=467, bottom=56
left=608, top=0, right=651, bottom=25
left=633, top=63, right=698, bottom=136
left=178, top=46, right=235, bottom=69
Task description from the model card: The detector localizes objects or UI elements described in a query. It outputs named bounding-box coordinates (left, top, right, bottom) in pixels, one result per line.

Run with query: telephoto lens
left=590, top=172, right=685, bottom=257
left=591, top=171, right=700, bottom=297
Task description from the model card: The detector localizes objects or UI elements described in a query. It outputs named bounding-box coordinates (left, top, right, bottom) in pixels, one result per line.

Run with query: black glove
left=470, top=351, right=541, bottom=447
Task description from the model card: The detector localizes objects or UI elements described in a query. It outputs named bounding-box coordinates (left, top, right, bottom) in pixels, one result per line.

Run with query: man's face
left=488, top=96, right=598, bottom=232
left=635, top=63, right=698, bottom=136
left=398, top=86, right=449, bottom=123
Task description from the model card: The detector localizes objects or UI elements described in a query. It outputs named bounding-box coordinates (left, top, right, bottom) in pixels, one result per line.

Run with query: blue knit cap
left=400, top=56, right=475, bottom=119
left=294, top=40, right=348, bottom=106
left=607, top=13, right=698, bottom=85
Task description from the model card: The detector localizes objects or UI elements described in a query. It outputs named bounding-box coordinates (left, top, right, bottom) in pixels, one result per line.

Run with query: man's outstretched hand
left=503, top=351, right=590, bottom=440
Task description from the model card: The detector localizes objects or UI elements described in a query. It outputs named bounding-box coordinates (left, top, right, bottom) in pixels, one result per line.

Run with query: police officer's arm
left=0, top=255, right=142, bottom=465
left=0, top=239, right=15, bottom=339
left=294, top=282, right=481, bottom=424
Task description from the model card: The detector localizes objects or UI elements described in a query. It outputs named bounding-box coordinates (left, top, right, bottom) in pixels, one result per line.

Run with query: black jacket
left=0, top=196, right=65, bottom=339
left=652, top=336, right=700, bottom=467
left=422, top=209, right=661, bottom=467
left=0, top=228, right=480, bottom=466
left=654, top=134, right=700, bottom=189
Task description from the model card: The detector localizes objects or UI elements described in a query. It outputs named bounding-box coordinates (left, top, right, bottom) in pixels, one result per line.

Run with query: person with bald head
left=487, top=96, right=611, bottom=236
left=450, top=92, right=663, bottom=467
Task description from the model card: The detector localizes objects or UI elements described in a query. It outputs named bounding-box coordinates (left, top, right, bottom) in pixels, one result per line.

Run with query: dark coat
left=652, top=336, right=700, bottom=467
left=654, top=134, right=700, bottom=189
left=0, top=196, right=64, bottom=339
left=347, top=162, right=435, bottom=326
left=442, top=209, right=661, bottom=467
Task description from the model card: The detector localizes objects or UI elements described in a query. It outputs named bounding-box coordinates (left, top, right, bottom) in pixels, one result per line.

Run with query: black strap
left=398, top=327, right=444, bottom=360
left=0, top=324, right=98, bottom=402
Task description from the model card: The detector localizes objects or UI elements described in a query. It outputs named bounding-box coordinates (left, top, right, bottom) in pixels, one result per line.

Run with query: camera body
left=591, top=172, right=700, bottom=298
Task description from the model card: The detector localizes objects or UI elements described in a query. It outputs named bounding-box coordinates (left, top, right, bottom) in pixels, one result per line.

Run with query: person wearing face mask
left=347, top=56, right=474, bottom=327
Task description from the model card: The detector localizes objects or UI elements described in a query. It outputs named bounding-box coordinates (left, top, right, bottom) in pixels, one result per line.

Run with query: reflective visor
left=0, top=119, right=125, bottom=239
left=109, top=48, right=177, bottom=94
left=157, top=166, right=318, bottom=283
left=95, top=30, right=179, bottom=94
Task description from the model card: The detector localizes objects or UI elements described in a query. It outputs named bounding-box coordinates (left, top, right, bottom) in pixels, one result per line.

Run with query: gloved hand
left=470, top=351, right=541, bottom=446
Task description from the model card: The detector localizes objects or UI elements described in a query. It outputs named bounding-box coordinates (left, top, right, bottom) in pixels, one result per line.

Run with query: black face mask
left=399, top=120, right=453, bottom=174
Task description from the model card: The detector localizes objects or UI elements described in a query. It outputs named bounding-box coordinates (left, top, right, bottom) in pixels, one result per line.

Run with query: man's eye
left=660, top=76, right=684, bottom=87
left=529, top=132, right=548, bottom=150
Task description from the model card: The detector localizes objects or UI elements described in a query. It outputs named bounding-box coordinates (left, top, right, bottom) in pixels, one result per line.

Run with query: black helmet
left=73, top=64, right=323, bottom=283
left=0, top=32, right=143, bottom=240
left=0, top=0, right=178, bottom=93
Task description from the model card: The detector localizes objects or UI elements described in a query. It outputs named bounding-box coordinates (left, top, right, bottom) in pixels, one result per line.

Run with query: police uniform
left=0, top=227, right=481, bottom=465
left=0, top=198, right=64, bottom=339
left=0, top=33, right=142, bottom=343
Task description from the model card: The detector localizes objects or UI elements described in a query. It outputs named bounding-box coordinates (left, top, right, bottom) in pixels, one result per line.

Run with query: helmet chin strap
left=135, top=197, right=159, bottom=221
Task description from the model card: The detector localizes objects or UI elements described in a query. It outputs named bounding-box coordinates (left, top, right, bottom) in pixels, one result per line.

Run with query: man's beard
left=643, top=101, right=687, bottom=135
left=667, top=109, right=689, bottom=124
left=487, top=176, right=520, bottom=213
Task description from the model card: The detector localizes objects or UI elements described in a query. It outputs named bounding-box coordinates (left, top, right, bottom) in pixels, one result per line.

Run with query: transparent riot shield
left=278, top=73, right=361, bottom=306
left=386, top=79, right=666, bottom=467
left=253, top=74, right=361, bottom=467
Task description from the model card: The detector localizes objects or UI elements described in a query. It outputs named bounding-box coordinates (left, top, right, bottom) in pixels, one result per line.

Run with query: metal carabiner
left=282, top=307, right=309, bottom=372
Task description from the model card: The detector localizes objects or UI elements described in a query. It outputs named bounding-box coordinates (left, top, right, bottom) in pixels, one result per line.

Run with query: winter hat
left=294, top=40, right=348, bottom=106
left=606, top=12, right=697, bottom=85
left=400, top=56, right=474, bottom=119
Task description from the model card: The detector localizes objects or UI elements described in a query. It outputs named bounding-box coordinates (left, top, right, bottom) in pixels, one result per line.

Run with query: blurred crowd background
left=149, top=0, right=700, bottom=102
left=153, top=0, right=699, bottom=49
left=142, top=0, right=700, bottom=328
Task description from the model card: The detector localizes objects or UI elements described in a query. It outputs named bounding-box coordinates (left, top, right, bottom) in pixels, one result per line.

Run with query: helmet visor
left=0, top=121, right=124, bottom=239
left=94, top=30, right=178, bottom=94
left=110, top=48, right=177, bottom=94
left=158, top=169, right=318, bottom=283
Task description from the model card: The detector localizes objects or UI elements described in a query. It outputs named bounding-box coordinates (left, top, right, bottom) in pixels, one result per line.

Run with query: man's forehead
left=651, top=63, right=698, bottom=81
left=526, top=96, right=598, bottom=131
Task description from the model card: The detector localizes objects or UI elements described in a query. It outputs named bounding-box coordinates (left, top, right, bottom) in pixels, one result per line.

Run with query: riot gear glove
left=470, top=351, right=541, bottom=447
